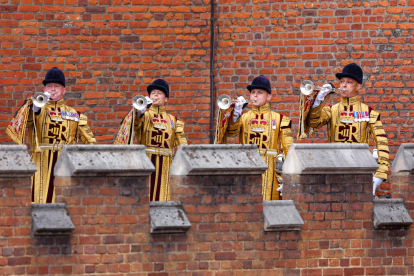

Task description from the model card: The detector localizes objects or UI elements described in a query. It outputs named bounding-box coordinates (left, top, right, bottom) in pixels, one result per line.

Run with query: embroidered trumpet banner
left=214, top=105, right=234, bottom=144
left=6, top=100, right=30, bottom=145
left=114, top=109, right=135, bottom=145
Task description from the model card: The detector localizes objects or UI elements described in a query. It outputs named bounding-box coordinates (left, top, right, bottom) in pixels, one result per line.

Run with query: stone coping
left=54, top=145, right=155, bottom=177
left=391, top=143, right=414, bottom=173
left=0, top=145, right=37, bottom=178
left=283, top=143, right=378, bottom=175
left=170, top=144, right=268, bottom=176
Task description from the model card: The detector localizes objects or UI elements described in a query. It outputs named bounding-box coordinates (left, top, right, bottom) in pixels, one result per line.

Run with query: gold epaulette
left=280, top=116, right=291, bottom=129
left=369, top=109, right=380, bottom=124
left=78, top=113, right=88, bottom=126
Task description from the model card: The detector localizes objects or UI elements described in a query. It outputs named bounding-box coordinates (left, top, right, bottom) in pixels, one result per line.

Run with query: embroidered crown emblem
left=152, top=117, right=168, bottom=130
left=339, top=111, right=354, bottom=124
left=250, top=119, right=268, bottom=132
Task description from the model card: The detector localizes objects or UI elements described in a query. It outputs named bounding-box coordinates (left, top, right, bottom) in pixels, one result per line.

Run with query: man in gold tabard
left=308, top=63, right=389, bottom=195
left=224, top=75, right=294, bottom=200
left=114, top=79, right=187, bottom=201
left=6, top=67, right=96, bottom=203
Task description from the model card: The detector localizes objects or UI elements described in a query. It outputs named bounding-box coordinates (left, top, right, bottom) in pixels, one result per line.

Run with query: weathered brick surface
left=1, top=168, right=414, bottom=275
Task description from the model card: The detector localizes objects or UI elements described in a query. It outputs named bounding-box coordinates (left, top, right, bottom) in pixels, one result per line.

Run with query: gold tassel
left=34, top=136, right=42, bottom=153
left=309, top=128, right=315, bottom=136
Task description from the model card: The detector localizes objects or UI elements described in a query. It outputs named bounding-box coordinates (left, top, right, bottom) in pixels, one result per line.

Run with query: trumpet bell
left=33, top=92, right=48, bottom=108
left=133, top=95, right=147, bottom=110
left=217, top=94, right=232, bottom=110
left=300, top=80, right=315, bottom=96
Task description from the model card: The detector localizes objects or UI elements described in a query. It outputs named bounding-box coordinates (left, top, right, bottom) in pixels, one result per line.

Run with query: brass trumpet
left=32, top=92, right=49, bottom=108
left=132, top=95, right=148, bottom=110
left=300, top=80, right=344, bottom=96
left=217, top=94, right=255, bottom=110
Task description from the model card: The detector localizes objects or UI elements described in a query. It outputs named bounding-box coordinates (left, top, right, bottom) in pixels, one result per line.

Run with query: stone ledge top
left=391, top=143, right=414, bottom=174
left=0, top=145, right=37, bottom=178
left=150, top=201, right=182, bottom=207
left=283, top=143, right=378, bottom=175
left=54, top=145, right=155, bottom=177
left=374, top=198, right=404, bottom=204
left=170, top=144, right=268, bottom=176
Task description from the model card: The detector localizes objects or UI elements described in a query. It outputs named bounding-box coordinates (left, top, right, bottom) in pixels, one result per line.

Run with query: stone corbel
left=263, top=200, right=304, bottom=231
left=373, top=198, right=413, bottom=229
left=149, top=201, right=191, bottom=234
left=32, top=203, right=75, bottom=236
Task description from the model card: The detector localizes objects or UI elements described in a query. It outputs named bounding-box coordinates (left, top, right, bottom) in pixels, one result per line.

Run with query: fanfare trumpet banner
left=114, top=108, right=135, bottom=145
left=298, top=89, right=320, bottom=140
left=6, top=99, right=32, bottom=145
left=6, top=92, right=49, bottom=148
left=114, top=95, right=151, bottom=145
left=214, top=103, right=235, bottom=144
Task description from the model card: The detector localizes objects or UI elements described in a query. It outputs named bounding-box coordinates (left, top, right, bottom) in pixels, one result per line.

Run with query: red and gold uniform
left=308, top=95, right=389, bottom=179
left=6, top=99, right=96, bottom=203
left=225, top=103, right=293, bottom=200
left=115, top=105, right=187, bottom=201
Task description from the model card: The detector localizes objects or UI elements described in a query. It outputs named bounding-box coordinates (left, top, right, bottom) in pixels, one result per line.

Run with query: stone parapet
left=54, top=145, right=155, bottom=177
left=1, top=144, right=414, bottom=275
left=283, top=143, right=378, bottom=175
left=0, top=145, right=37, bottom=177
left=391, top=143, right=414, bottom=173
left=170, top=144, right=268, bottom=176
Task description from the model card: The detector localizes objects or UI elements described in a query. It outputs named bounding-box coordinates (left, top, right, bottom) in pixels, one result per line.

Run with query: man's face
left=249, top=89, right=271, bottom=107
left=149, top=89, right=167, bottom=107
left=339, top=77, right=361, bottom=98
left=44, top=83, right=66, bottom=102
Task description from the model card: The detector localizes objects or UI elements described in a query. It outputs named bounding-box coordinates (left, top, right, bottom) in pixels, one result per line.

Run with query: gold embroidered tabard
left=116, top=105, right=187, bottom=201
left=308, top=95, right=389, bottom=180
left=225, top=103, right=293, bottom=200
left=7, top=99, right=96, bottom=203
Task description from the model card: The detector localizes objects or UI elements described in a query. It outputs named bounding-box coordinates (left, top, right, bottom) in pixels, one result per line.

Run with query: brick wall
left=0, top=1, right=212, bottom=144
left=0, top=2, right=413, bottom=190
left=1, top=160, right=414, bottom=275
left=1, top=1, right=413, bottom=146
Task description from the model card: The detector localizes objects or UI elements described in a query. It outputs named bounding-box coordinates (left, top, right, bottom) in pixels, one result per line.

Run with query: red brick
left=8, top=257, right=31, bottom=266
left=215, top=252, right=236, bottom=260
left=82, top=197, right=103, bottom=205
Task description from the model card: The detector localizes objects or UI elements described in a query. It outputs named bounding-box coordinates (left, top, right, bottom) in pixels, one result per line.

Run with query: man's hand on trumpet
left=136, top=96, right=152, bottom=116
left=33, top=92, right=51, bottom=113
left=312, top=83, right=334, bottom=108
left=145, top=96, right=153, bottom=108
left=233, top=96, right=247, bottom=122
